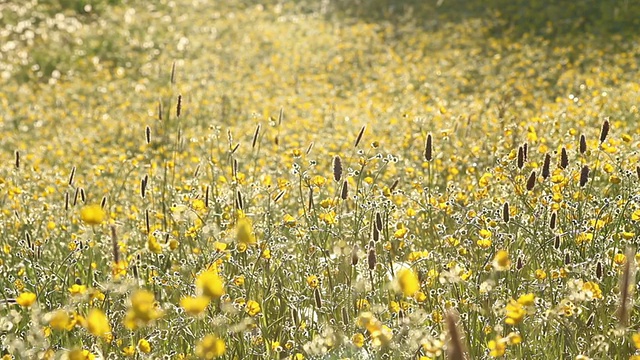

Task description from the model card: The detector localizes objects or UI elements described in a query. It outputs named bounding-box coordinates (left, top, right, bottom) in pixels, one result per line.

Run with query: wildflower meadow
left=1, top=0, right=640, bottom=359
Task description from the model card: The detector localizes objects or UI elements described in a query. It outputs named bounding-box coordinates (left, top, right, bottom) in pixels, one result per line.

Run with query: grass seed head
left=333, top=155, right=343, bottom=182
left=600, top=119, right=610, bottom=143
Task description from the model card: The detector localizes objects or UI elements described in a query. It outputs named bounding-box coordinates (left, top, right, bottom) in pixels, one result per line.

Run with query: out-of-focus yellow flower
left=180, top=296, right=210, bottom=316
left=283, top=214, right=296, bottom=226
left=493, top=250, right=511, bottom=271
left=487, top=335, right=506, bottom=357
left=196, top=270, right=225, bottom=299
left=582, top=282, right=602, bottom=299
left=86, top=308, right=111, bottom=338
left=396, top=268, right=420, bottom=297
left=351, top=333, right=365, bottom=348
left=16, top=291, right=37, bottom=307
left=632, top=332, right=640, bottom=349
left=49, top=310, right=70, bottom=330
left=68, top=349, right=95, bottom=360
left=147, top=235, right=163, bottom=254
left=195, top=334, right=226, bottom=359
left=69, top=284, right=87, bottom=296
left=80, top=205, right=106, bottom=225
left=124, top=290, right=163, bottom=330
left=236, top=217, right=256, bottom=245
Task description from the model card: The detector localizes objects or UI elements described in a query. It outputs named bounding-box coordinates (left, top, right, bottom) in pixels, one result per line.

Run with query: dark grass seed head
left=425, top=133, right=433, bottom=161
left=526, top=170, right=536, bottom=191
left=579, top=165, right=590, bottom=187
left=560, top=147, right=569, bottom=169
left=333, top=155, right=343, bottom=182
left=542, top=154, right=551, bottom=179
left=354, top=125, right=366, bottom=148
left=502, top=202, right=510, bottom=223
left=341, top=181, right=348, bottom=200
left=600, top=119, right=610, bottom=143
left=517, top=146, right=524, bottom=169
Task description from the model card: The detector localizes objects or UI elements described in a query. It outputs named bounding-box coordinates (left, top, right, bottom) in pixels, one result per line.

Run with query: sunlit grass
left=1, top=0, right=640, bottom=359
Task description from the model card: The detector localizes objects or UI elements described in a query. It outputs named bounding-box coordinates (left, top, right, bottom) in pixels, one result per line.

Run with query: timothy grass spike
left=333, top=155, right=343, bottom=182
left=252, top=124, right=261, bottom=149
left=425, top=133, right=433, bottom=161
left=354, top=125, right=366, bottom=148
left=560, top=147, right=569, bottom=169
left=502, top=202, right=510, bottom=223
left=600, top=119, right=610, bottom=143
left=526, top=170, right=536, bottom=191
left=579, top=165, right=589, bottom=187
left=176, top=94, right=182, bottom=118
left=341, top=180, right=348, bottom=200
left=542, top=154, right=551, bottom=179
left=68, top=166, right=76, bottom=186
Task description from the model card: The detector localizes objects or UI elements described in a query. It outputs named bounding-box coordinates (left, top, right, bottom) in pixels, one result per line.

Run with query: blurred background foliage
left=327, top=0, right=640, bottom=39
left=1, top=0, right=638, bottom=84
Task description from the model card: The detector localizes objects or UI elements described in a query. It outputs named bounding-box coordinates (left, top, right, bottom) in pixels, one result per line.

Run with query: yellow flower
left=195, top=334, right=226, bottom=359
left=414, top=291, right=427, bottom=303
left=49, top=310, right=71, bottom=330
left=492, top=250, right=511, bottom=271
left=138, top=339, right=151, bottom=354
left=505, top=300, right=526, bottom=325
left=16, top=291, right=37, bottom=307
left=124, top=290, right=163, bottom=330
left=582, top=281, right=602, bottom=299
left=632, top=209, right=640, bottom=222
left=396, top=268, right=420, bottom=297
left=196, top=270, right=225, bottom=299
left=147, top=235, right=163, bottom=254
left=69, top=284, right=87, bottom=296
left=86, top=308, right=111, bottom=338
left=311, top=175, right=326, bottom=187
left=233, top=275, right=245, bottom=287
left=180, top=296, right=210, bottom=316
left=246, top=300, right=261, bottom=316
left=394, top=228, right=408, bottom=239
left=283, top=214, right=296, bottom=226
left=517, top=293, right=535, bottom=306
left=80, top=205, right=106, bottom=225
left=306, top=275, right=319, bottom=289
left=487, top=335, right=506, bottom=357
left=68, top=349, right=95, bottom=360
left=614, top=253, right=626, bottom=265
left=111, top=260, right=128, bottom=279
left=388, top=301, right=400, bottom=313
left=351, top=333, right=365, bottom=348
left=236, top=217, right=256, bottom=245
left=122, top=346, right=135, bottom=357
left=477, top=238, right=492, bottom=248
left=356, top=298, right=370, bottom=310
left=632, top=332, right=640, bottom=349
